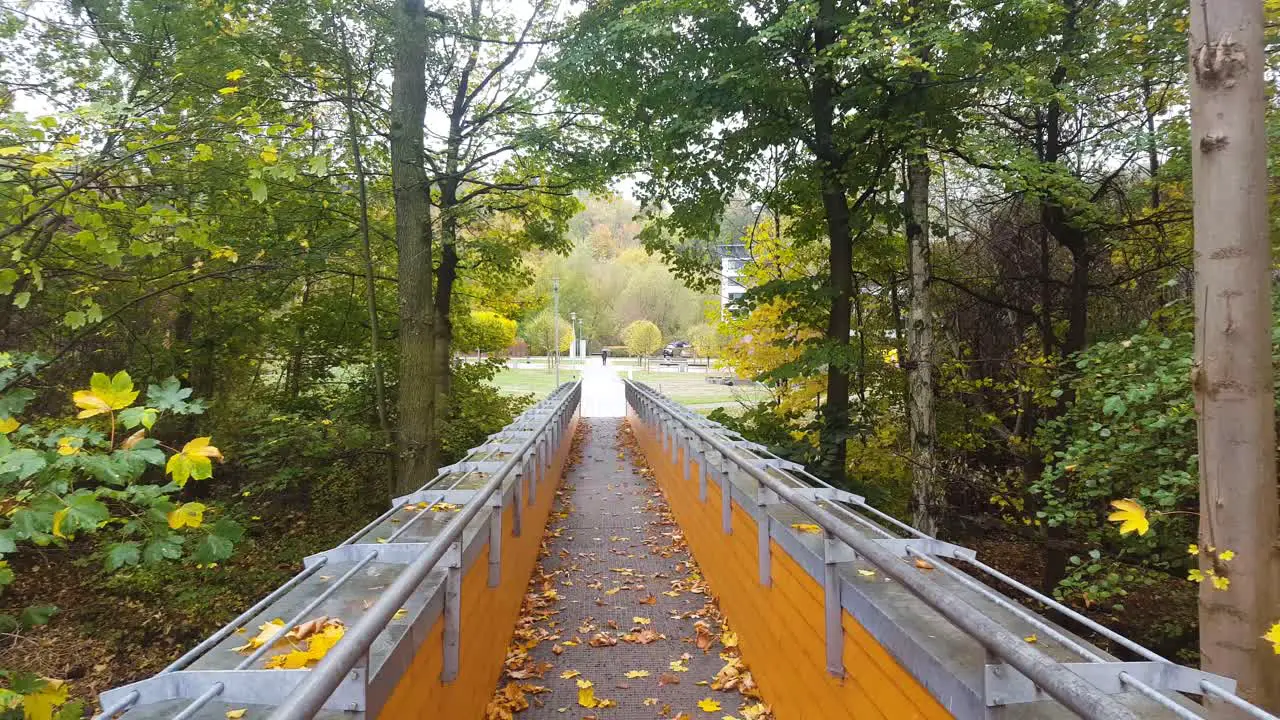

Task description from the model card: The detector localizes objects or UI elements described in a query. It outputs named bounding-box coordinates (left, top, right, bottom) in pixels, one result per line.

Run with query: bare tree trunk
left=1189, top=3, right=1280, bottom=712
left=391, top=0, right=436, bottom=496
left=906, top=155, right=939, bottom=535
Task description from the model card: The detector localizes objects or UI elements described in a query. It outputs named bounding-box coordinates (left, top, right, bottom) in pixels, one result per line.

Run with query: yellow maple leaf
left=790, top=523, right=821, bottom=534
left=633, top=616, right=651, bottom=625
left=670, top=659, right=689, bottom=672
left=559, top=670, right=580, bottom=679
left=219, top=86, right=239, bottom=95
left=696, top=697, right=721, bottom=712
left=1107, top=499, right=1150, bottom=536
left=1189, top=568, right=1206, bottom=583
left=166, top=436, right=223, bottom=486
left=0, top=417, right=18, bottom=434
left=741, top=703, right=771, bottom=719
left=167, top=502, right=207, bottom=530
left=1211, top=575, right=1231, bottom=591
left=1024, top=634, right=1038, bottom=643
left=226, top=710, right=247, bottom=719
left=225, top=68, right=245, bottom=82
left=260, top=146, right=278, bottom=165
left=1188, top=544, right=1200, bottom=556
left=1262, top=622, right=1280, bottom=654
left=73, top=371, right=139, bottom=418
left=624, top=670, right=650, bottom=678
left=233, top=619, right=285, bottom=652
left=1219, top=550, right=1236, bottom=562
left=721, top=630, right=739, bottom=647
left=20, top=678, right=68, bottom=720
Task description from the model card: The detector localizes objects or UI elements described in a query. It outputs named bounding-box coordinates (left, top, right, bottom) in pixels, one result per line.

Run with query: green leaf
left=13, top=291, right=30, bottom=308
left=0, top=530, right=16, bottom=554
left=0, top=387, right=35, bottom=416
left=147, top=377, right=204, bottom=415
left=246, top=177, right=268, bottom=203
left=105, top=541, right=141, bottom=570
left=0, top=268, right=16, bottom=294
left=18, top=603, right=57, bottom=628
left=194, top=143, right=214, bottom=161
left=142, top=533, right=184, bottom=564
left=118, top=406, right=159, bottom=429
left=0, top=448, right=46, bottom=480
left=63, top=310, right=86, bottom=328
left=56, top=701, right=86, bottom=720
left=193, top=532, right=234, bottom=563
left=58, top=491, right=110, bottom=535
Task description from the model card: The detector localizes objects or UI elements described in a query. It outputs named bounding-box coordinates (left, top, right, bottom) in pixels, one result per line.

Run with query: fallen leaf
left=226, top=710, right=247, bottom=719
left=1024, top=634, right=1038, bottom=644
left=233, top=619, right=285, bottom=652
left=560, top=670, right=581, bottom=679
left=913, top=558, right=935, bottom=570
left=624, top=670, right=651, bottom=678
left=265, top=620, right=346, bottom=669
left=697, top=697, right=722, bottom=712
left=790, top=523, right=821, bottom=534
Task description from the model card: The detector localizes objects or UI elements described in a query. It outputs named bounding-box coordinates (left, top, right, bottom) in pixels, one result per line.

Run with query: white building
left=719, top=243, right=749, bottom=317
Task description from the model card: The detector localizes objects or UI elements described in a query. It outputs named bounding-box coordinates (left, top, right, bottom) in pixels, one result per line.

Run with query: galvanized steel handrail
left=265, top=380, right=581, bottom=719
left=642, top=382, right=1280, bottom=719
left=625, top=380, right=1140, bottom=719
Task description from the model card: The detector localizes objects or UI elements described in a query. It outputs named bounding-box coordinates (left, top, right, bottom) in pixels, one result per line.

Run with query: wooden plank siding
left=628, top=410, right=952, bottom=720
left=377, top=416, right=579, bottom=718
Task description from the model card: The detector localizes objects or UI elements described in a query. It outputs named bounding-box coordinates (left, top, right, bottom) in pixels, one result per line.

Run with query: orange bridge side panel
left=377, top=416, right=579, bottom=718
left=628, top=411, right=951, bottom=720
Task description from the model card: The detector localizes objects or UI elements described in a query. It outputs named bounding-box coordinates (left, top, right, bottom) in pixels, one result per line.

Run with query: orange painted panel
left=377, top=417, right=578, bottom=718
left=629, top=414, right=951, bottom=720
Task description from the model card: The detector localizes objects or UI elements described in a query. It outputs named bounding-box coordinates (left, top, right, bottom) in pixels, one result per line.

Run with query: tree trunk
left=906, top=155, right=939, bottom=536
left=430, top=202, right=459, bottom=469
left=1189, top=2, right=1280, bottom=712
left=391, top=0, right=435, bottom=497
left=811, top=0, right=852, bottom=487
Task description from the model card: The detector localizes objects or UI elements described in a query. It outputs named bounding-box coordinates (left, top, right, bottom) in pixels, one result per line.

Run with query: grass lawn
left=490, top=367, right=582, bottom=399
left=622, top=370, right=769, bottom=406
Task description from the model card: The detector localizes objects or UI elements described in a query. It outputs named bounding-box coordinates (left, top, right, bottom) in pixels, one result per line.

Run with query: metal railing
left=96, top=380, right=581, bottom=719
left=624, top=379, right=1277, bottom=720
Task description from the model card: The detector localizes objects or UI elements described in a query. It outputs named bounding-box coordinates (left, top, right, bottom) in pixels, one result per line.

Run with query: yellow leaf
left=857, top=569, right=876, bottom=577
left=624, top=670, right=650, bottom=678
left=576, top=679, right=596, bottom=708
left=430, top=502, right=461, bottom=512
left=1189, top=568, right=1206, bottom=583
left=166, top=436, right=223, bottom=486
left=643, top=697, right=659, bottom=706
left=790, top=523, right=821, bottom=534
left=1211, top=575, right=1230, bottom=591
left=21, top=678, right=68, bottom=720
left=1262, top=622, right=1280, bottom=654
left=697, top=697, right=722, bottom=712
left=721, top=630, right=738, bottom=647
left=167, top=502, right=206, bottom=529
left=260, top=146, right=279, bottom=164
left=265, top=621, right=345, bottom=669
left=670, top=659, right=689, bottom=672
left=219, top=86, right=239, bottom=95
left=56, top=436, right=80, bottom=456
left=233, top=619, right=285, bottom=652
left=226, top=710, right=247, bottom=719
left=633, top=616, right=651, bottom=625
left=559, top=670, right=580, bottom=679
left=1219, top=550, right=1236, bottom=562
left=1024, top=634, right=1038, bottom=643
left=225, top=68, right=245, bottom=81
left=1106, top=499, right=1150, bottom=536
left=1187, top=544, right=1200, bottom=556
left=393, top=608, right=407, bottom=620
left=52, top=508, right=69, bottom=539
left=0, top=417, right=18, bottom=433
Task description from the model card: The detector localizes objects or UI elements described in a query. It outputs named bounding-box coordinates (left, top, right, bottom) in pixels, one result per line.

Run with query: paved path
left=489, top=418, right=767, bottom=719
left=580, top=359, right=625, bottom=417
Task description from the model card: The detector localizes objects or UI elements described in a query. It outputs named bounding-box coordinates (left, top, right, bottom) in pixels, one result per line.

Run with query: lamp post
left=569, top=311, right=577, bottom=361
left=552, top=277, right=560, bottom=386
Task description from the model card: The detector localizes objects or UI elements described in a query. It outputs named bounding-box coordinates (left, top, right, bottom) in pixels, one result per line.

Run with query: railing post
left=487, top=493, right=503, bottom=587
left=755, top=484, right=777, bottom=587
left=441, top=541, right=463, bottom=682
left=822, top=531, right=852, bottom=679
left=720, top=462, right=734, bottom=534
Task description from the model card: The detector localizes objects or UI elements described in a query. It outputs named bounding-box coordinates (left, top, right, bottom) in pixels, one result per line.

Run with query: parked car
left=662, top=340, right=691, bottom=359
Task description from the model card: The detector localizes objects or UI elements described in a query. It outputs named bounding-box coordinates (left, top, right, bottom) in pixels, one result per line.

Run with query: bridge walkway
left=492, top=416, right=762, bottom=718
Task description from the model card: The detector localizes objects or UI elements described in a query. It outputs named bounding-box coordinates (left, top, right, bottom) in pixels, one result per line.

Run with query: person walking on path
left=600, top=348, right=608, bottom=366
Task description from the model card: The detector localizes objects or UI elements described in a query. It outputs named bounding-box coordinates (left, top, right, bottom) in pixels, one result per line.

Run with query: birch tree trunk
left=390, top=0, right=436, bottom=496
left=905, top=156, right=939, bottom=536
left=1188, top=0, right=1280, bottom=711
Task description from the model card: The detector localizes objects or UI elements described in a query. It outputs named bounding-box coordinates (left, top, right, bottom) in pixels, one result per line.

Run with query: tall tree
left=1188, top=0, right=1279, bottom=710
left=390, top=0, right=438, bottom=494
